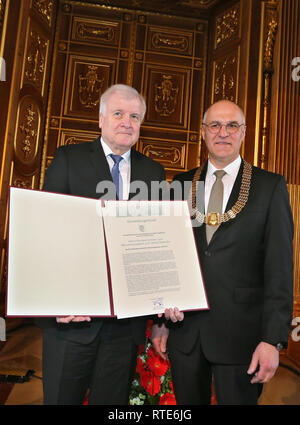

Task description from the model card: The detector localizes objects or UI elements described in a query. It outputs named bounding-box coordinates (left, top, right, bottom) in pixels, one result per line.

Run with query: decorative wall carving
left=60, top=130, right=99, bottom=147
left=154, top=75, right=179, bottom=117
left=141, top=141, right=185, bottom=169
left=14, top=97, right=41, bottom=164
left=23, top=23, right=49, bottom=95
left=32, top=0, right=54, bottom=26
left=72, top=18, right=119, bottom=45
left=78, top=65, right=104, bottom=109
left=64, top=56, right=114, bottom=118
left=148, top=27, right=192, bottom=55
left=41, top=3, right=207, bottom=185
left=263, top=4, right=278, bottom=72
left=215, top=4, right=240, bottom=48
left=213, top=53, right=238, bottom=102
left=259, top=1, right=279, bottom=170
left=145, top=67, right=189, bottom=128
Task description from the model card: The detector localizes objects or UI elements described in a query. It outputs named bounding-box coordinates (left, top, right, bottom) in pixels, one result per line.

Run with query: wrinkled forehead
left=204, top=101, right=245, bottom=123
left=107, top=92, right=144, bottom=112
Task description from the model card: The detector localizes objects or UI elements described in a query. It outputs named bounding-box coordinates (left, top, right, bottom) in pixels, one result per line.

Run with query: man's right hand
left=56, top=316, right=91, bottom=323
left=151, top=323, right=169, bottom=360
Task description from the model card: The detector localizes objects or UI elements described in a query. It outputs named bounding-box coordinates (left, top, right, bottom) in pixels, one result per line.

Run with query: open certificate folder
left=6, top=188, right=209, bottom=318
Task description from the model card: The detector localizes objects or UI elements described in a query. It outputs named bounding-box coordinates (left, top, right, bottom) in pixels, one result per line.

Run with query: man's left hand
left=247, top=341, right=280, bottom=384
left=158, top=307, right=184, bottom=323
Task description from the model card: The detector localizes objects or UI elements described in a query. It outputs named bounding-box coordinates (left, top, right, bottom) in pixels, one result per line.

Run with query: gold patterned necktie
left=206, top=170, right=226, bottom=244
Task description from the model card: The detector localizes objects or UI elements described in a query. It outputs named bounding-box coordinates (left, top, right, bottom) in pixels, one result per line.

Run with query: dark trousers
left=42, top=322, right=138, bottom=405
left=168, top=335, right=263, bottom=405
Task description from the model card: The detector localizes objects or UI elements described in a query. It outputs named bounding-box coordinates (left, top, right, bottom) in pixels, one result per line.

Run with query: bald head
left=203, top=100, right=245, bottom=125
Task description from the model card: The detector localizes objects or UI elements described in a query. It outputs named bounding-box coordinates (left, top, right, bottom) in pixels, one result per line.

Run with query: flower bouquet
left=129, top=320, right=176, bottom=405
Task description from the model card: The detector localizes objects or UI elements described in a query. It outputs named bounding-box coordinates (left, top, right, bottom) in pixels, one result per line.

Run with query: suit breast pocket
left=234, top=287, right=264, bottom=304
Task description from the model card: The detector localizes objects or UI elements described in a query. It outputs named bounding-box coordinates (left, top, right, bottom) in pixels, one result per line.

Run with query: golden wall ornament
left=143, top=145, right=181, bottom=165
left=260, top=1, right=279, bottom=169
left=213, top=55, right=237, bottom=102
left=154, top=75, right=179, bottom=117
left=152, top=33, right=188, bottom=53
left=78, top=65, right=104, bottom=109
left=19, top=104, right=37, bottom=159
left=263, top=6, right=278, bottom=72
left=32, top=0, right=54, bottom=26
left=215, top=4, right=240, bottom=49
left=13, top=178, right=32, bottom=189
left=24, top=28, right=49, bottom=94
left=14, top=97, right=41, bottom=164
left=77, top=23, right=114, bottom=41
left=148, top=27, right=192, bottom=55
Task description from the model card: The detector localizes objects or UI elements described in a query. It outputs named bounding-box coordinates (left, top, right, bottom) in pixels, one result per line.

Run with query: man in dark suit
left=41, top=84, right=165, bottom=404
left=152, top=100, right=293, bottom=405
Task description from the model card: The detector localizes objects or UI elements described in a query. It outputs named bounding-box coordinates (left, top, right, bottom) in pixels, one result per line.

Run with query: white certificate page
left=7, top=188, right=111, bottom=317
left=103, top=201, right=209, bottom=318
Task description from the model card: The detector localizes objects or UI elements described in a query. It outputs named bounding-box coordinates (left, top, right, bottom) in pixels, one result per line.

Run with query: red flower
left=137, top=344, right=145, bottom=355
left=136, top=356, right=145, bottom=374
left=159, top=392, right=177, bottom=405
left=140, top=370, right=161, bottom=395
left=146, top=347, right=169, bottom=377
left=145, top=320, right=153, bottom=338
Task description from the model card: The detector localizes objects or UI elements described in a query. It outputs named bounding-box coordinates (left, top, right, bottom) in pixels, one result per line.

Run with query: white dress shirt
left=100, top=138, right=131, bottom=200
left=205, top=156, right=242, bottom=213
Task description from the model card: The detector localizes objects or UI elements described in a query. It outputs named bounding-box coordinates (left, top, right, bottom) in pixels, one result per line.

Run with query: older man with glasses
left=152, top=100, right=294, bottom=405
left=40, top=84, right=166, bottom=405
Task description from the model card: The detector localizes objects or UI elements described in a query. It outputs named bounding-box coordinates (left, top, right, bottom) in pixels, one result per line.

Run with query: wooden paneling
left=0, top=0, right=56, bottom=306
left=40, top=1, right=208, bottom=184
left=201, top=0, right=261, bottom=164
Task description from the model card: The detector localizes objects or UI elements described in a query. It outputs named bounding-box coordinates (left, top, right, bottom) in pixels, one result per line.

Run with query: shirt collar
left=207, top=155, right=241, bottom=178
left=100, top=137, right=131, bottom=162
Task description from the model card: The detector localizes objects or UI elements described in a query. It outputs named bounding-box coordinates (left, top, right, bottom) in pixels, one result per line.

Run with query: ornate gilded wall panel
left=21, top=18, right=50, bottom=96
left=71, top=17, right=120, bottom=45
left=41, top=2, right=208, bottom=183
left=214, top=3, right=240, bottom=49
left=14, top=96, right=41, bottom=165
left=9, top=162, right=36, bottom=190
left=63, top=56, right=115, bottom=119
left=59, top=129, right=100, bottom=147
left=140, top=140, right=186, bottom=170
left=0, top=0, right=56, bottom=301
left=212, top=49, right=239, bottom=103
left=32, top=0, right=54, bottom=27
left=144, top=66, right=190, bottom=128
left=147, top=27, right=193, bottom=56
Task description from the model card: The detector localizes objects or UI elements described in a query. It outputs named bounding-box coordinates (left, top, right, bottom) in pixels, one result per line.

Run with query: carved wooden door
left=40, top=1, right=208, bottom=183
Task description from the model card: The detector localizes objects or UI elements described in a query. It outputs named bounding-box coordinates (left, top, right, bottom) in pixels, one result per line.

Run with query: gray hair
left=99, top=84, right=147, bottom=121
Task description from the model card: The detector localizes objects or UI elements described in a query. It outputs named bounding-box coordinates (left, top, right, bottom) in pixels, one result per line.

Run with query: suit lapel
left=89, top=137, right=113, bottom=183
left=224, top=161, right=243, bottom=211
left=129, top=149, right=140, bottom=185
left=128, top=149, right=149, bottom=200
left=195, top=161, right=208, bottom=248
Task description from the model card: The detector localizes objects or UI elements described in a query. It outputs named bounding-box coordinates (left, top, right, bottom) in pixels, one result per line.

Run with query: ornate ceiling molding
left=74, top=0, right=226, bottom=17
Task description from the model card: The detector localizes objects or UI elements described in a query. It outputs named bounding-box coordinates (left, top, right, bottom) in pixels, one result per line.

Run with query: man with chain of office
left=151, top=99, right=294, bottom=405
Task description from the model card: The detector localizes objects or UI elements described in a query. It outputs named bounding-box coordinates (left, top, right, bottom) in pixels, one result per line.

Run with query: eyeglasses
left=203, top=122, right=245, bottom=134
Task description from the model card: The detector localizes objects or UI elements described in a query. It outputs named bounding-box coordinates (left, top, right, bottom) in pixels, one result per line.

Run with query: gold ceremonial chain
left=189, top=160, right=252, bottom=226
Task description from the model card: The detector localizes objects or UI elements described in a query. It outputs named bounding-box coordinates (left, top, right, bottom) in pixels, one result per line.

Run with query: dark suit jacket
left=39, top=137, right=166, bottom=346
left=167, top=161, right=294, bottom=364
